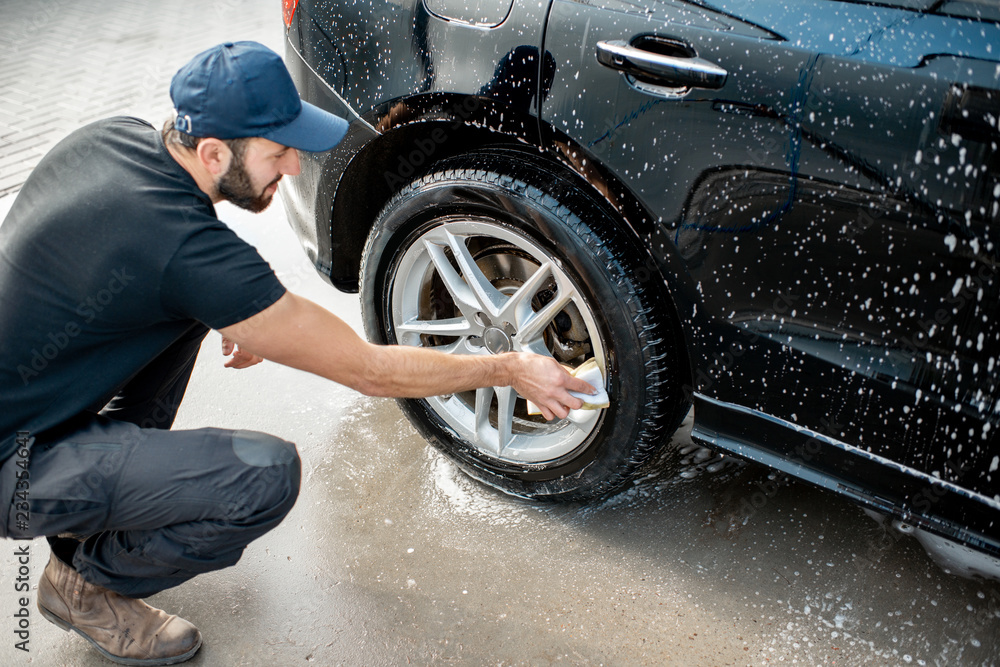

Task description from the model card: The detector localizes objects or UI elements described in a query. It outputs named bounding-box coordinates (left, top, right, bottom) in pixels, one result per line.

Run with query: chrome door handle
left=596, top=40, right=727, bottom=89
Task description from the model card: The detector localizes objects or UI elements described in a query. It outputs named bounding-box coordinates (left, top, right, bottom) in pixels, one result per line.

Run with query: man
left=0, top=42, right=593, bottom=666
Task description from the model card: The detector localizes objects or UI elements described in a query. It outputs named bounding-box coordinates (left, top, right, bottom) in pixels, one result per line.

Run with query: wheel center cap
left=483, top=326, right=513, bottom=354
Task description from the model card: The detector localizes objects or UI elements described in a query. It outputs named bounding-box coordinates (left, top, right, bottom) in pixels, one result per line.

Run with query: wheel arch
left=326, top=93, right=530, bottom=290
left=329, top=92, right=698, bottom=389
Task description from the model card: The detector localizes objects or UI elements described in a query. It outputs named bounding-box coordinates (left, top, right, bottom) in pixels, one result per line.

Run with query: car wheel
left=360, top=151, right=689, bottom=500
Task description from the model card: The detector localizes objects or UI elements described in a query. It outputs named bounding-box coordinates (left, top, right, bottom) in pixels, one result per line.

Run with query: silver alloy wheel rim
left=390, top=219, right=606, bottom=463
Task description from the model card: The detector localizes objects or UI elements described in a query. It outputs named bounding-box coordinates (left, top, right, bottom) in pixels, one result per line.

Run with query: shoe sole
left=38, top=603, right=202, bottom=666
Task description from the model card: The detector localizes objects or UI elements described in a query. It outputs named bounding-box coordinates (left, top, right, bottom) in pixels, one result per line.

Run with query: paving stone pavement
left=0, top=0, right=284, bottom=198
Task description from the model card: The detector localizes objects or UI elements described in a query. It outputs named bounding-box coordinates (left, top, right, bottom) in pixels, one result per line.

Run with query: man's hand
left=507, top=353, right=596, bottom=421
left=222, top=336, right=264, bottom=369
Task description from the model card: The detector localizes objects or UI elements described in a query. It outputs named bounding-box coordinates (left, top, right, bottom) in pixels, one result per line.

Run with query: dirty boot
left=37, top=554, right=202, bottom=665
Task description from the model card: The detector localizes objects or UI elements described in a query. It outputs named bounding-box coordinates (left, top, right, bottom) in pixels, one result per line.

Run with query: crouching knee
left=231, top=430, right=301, bottom=520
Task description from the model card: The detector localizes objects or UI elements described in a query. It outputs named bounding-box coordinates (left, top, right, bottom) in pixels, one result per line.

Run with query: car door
left=541, top=0, right=999, bottom=498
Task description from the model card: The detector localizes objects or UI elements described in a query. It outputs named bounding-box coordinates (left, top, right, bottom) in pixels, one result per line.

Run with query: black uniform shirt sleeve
left=160, top=221, right=286, bottom=330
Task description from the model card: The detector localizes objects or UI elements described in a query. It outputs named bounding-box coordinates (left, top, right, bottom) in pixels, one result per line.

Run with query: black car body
left=280, top=0, right=1000, bottom=575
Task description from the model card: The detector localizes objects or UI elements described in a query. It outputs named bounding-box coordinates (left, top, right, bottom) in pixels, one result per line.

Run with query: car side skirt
left=692, top=392, right=1000, bottom=559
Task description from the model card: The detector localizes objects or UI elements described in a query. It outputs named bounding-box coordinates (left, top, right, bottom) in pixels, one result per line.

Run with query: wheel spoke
left=499, top=261, right=553, bottom=328
left=422, top=339, right=467, bottom=355
left=444, top=229, right=508, bottom=316
left=519, top=337, right=553, bottom=358
left=517, top=289, right=573, bottom=345
left=424, top=240, right=481, bottom=318
left=397, top=316, right=473, bottom=338
left=474, top=386, right=497, bottom=455
left=495, top=387, right=517, bottom=457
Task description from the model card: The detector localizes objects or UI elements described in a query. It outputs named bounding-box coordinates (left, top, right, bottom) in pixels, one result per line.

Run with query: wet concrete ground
left=2, top=1, right=999, bottom=664
left=2, top=194, right=997, bottom=666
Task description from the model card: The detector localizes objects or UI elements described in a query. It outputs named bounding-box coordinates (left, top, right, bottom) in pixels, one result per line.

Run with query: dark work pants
left=2, top=324, right=301, bottom=598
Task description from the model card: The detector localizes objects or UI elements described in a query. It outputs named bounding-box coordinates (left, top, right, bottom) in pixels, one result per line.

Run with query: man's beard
left=217, top=151, right=279, bottom=213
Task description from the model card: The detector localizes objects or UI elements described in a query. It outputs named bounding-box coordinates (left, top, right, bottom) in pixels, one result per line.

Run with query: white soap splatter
left=952, top=278, right=964, bottom=297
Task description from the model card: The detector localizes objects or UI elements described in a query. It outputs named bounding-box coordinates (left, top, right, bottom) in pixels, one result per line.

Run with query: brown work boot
left=37, top=554, right=202, bottom=665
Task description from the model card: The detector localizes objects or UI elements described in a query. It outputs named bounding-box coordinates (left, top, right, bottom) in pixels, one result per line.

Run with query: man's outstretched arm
left=218, top=292, right=595, bottom=420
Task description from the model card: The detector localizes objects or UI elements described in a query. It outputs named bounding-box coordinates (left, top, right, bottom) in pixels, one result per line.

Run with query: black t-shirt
left=0, top=117, right=286, bottom=460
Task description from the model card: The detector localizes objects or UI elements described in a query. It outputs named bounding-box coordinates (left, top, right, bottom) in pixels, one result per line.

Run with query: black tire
left=360, top=151, right=689, bottom=501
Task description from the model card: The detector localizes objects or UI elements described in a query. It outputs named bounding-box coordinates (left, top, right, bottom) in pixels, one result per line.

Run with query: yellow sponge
left=526, top=357, right=609, bottom=417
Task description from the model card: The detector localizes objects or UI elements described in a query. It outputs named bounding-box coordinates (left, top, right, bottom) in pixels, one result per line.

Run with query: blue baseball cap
left=169, top=41, right=348, bottom=152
